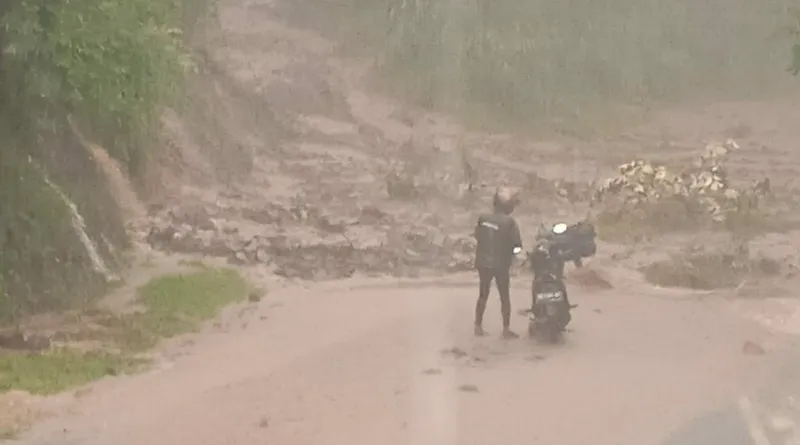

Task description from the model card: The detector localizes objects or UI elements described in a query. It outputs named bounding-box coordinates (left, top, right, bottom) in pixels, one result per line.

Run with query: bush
left=0, top=147, right=106, bottom=322
left=0, top=0, right=211, bottom=322
left=1, top=0, right=196, bottom=175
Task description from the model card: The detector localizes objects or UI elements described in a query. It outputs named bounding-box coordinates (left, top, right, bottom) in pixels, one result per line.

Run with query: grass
left=0, top=146, right=110, bottom=323
left=0, top=267, right=248, bottom=395
left=0, top=350, right=143, bottom=395
left=0, top=427, right=15, bottom=440
left=107, top=267, right=248, bottom=351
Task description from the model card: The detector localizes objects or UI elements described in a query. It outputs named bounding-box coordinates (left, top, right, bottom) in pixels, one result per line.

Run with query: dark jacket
left=474, top=212, right=522, bottom=270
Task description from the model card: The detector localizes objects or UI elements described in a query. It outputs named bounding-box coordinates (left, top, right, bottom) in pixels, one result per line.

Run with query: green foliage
left=138, top=267, right=247, bottom=321
left=0, top=349, right=143, bottom=395
left=106, top=267, right=248, bottom=351
left=1, top=0, right=196, bottom=173
left=0, top=268, right=247, bottom=395
left=0, top=0, right=212, bottom=323
left=0, top=146, right=107, bottom=322
left=311, top=0, right=793, bottom=127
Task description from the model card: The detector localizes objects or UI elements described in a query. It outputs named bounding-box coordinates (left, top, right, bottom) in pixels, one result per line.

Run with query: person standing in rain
left=473, top=187, right=523, bottom=338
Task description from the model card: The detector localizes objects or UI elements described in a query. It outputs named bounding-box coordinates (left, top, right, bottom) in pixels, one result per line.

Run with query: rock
left=769, top=416, right=796, bottom=433
left=167, top=232, right=204, bottom=253
left=230, top=251, right=248, bottom=265
left=169, top=203, right=215, bottom=231
left=593, top=141, right=771, bottom=225
left=0, top=332, right=52, bottom=351
left=440, top=347, right=468, bottom=359
left=360, top=205, right=390, bottom=224
left=176, top=223, right=194, bottom=236
left=205, top=238, right=233, bottom=257
left=195, top=229, right=216, bottom=245
left=457, top=384, right=479, bottom=393
left=146, top=224, right=177, bottom=247
left=142, top=191, right=488, bottom=279
left=242, top=206, right=284, bottom=225
left=222, top=226, right=239, bottom=235
left=266, top=235, right=289, bottom=251
left=316, top=215, right=348, bottom=234
left=243, top=236, right=260, bottom=253
left=248, top=289, right=265, bottom=303
left=742, top=340, right=766, bottom=356
left=255, top=248, right=270, bottom=263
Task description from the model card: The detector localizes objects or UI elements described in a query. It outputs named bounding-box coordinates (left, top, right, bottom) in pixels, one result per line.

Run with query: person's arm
left=474, top=215, right=484, bottom=239
left=510, top=218, right=523, bottom=252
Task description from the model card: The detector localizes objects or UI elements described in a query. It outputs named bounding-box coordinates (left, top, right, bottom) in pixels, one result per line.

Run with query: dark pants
left=475, top=267, right=511, bottom=329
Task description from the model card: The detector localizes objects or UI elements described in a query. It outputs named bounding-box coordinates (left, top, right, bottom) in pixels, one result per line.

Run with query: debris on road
left=742, top=341, right=767, bottom=356
left=457, top=384, right=480, bottom=393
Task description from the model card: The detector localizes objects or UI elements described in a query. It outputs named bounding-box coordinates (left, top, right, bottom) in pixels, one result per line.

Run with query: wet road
left=15, top=279, right=784, bottom=445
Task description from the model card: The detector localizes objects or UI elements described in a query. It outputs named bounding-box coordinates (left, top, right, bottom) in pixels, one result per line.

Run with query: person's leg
left=474, top=268, right=493, bottom=336
left=495, top=268, right=517, bottom=338
left=559, top=282, right=572, bottom=331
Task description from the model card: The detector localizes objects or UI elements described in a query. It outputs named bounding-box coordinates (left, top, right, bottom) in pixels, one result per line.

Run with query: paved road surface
left=17, top=278, right=782, bottom=445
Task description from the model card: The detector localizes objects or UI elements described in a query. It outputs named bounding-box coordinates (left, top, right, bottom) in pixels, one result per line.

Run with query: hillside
left=3, top=0, right=800, bottom=332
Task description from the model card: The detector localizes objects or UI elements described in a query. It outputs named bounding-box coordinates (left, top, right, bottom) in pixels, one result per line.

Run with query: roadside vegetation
left=291, top=0, right=797, bottom=134
left=0, top=0, right=212, bottom=322
left=0, top=267, right=248, bottom=396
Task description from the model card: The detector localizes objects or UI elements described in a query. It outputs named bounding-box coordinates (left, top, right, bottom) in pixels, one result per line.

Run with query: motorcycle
left=525, top=221, right=596, bottom=343
left=528, top=253, right=575, bottom=343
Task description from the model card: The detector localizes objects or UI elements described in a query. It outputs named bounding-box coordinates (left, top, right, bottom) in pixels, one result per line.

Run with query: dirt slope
left=140, top=0, right=800, bottom=288
left=17, top=277, right=783, bottom=445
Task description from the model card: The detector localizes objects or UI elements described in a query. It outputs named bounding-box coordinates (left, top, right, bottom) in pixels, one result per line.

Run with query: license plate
left=535, top=291, right=565, bottom=302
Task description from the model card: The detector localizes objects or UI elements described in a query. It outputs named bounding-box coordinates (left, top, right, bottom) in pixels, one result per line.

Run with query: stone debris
left=144, top=198, right=476, bottom=280
left=593, top=139, right=772, bottom=223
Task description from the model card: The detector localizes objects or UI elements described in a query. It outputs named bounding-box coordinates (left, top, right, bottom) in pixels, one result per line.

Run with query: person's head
left=492, top=186, right=519, bottom=214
